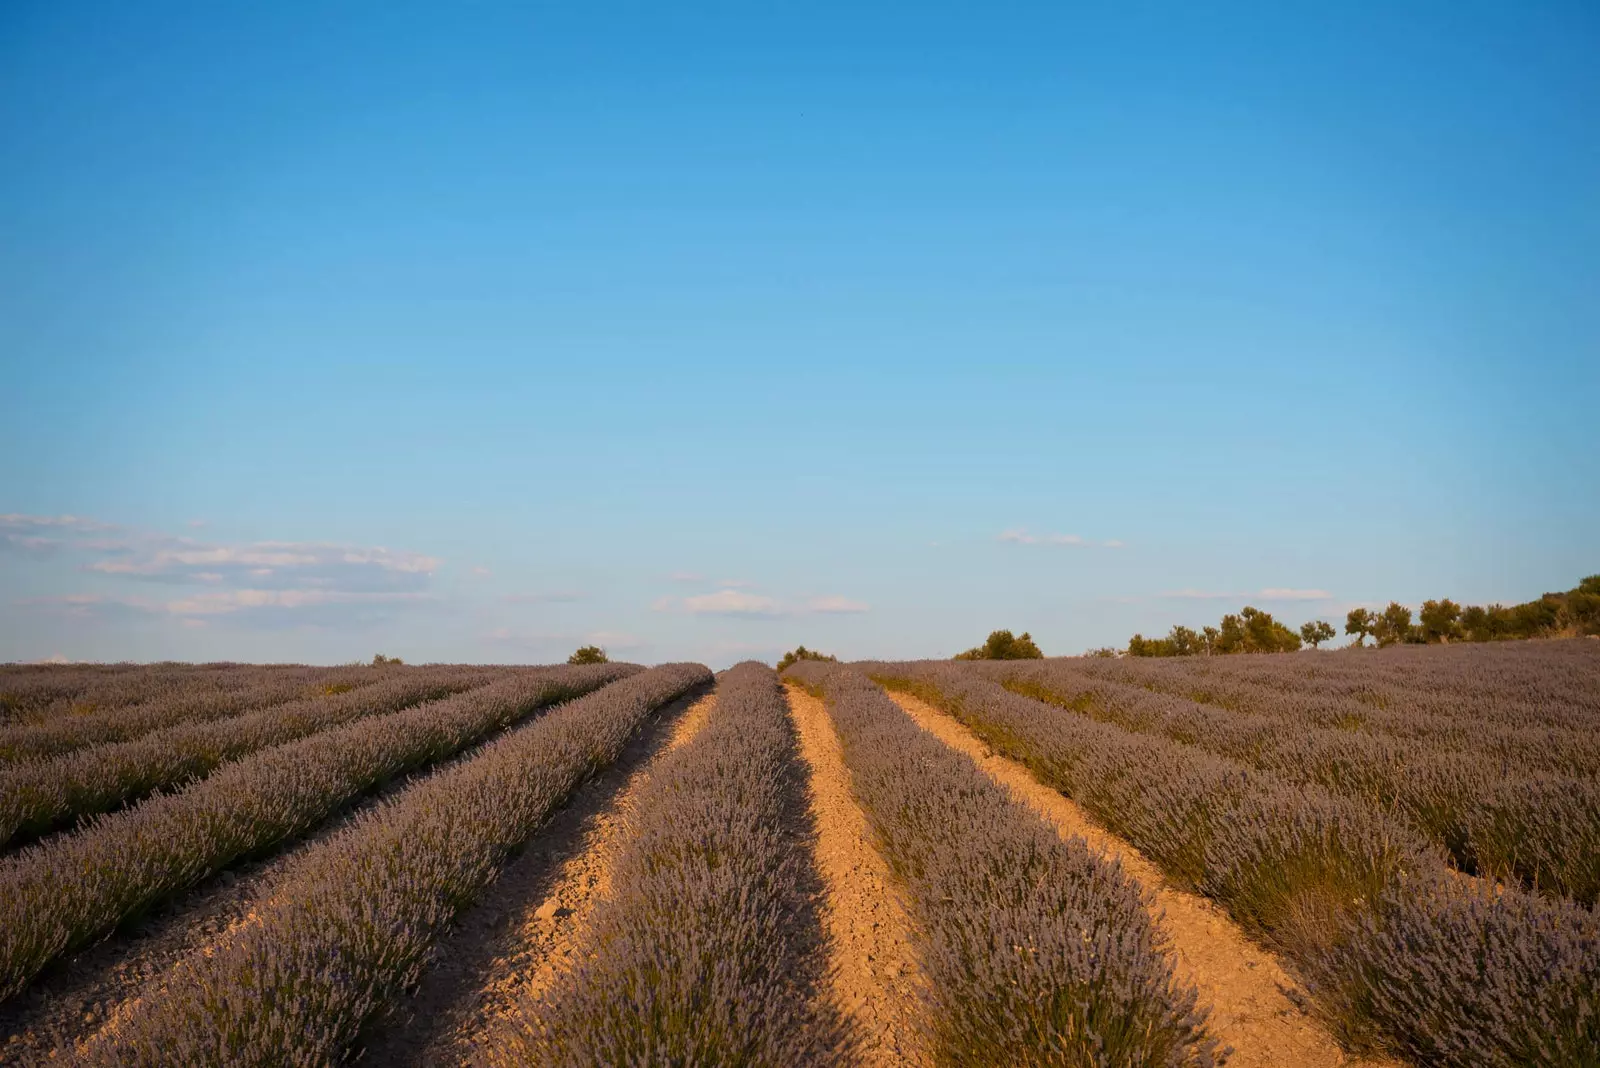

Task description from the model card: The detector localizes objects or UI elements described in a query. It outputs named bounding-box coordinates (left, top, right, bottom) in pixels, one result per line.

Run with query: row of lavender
left=74, top=662, right=710, bottom=1066
left=0, top=663, right=375, bottom=732
left=1069, top=648, right=1600, bottom=776
left=874, top=661, right=1597, bottom=1068
left=0, top=664, right=391, bottom=761
left=791, top=662, right=1219, bottom=1067
left=0, top=665, right=508, bottom=848
left=0, top=662, right=635, bottom=1003
left=492, top=662, right=852, bottom=1065
left=1095, top=640, right=1600, bottom=731
left=983, top=659, right=1600, bottom=904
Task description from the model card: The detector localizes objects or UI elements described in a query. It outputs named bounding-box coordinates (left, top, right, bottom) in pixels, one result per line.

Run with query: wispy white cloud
left=501, top=591, right=585, bottom=604
left=21, top=588, right=436, bottom=631
left=998, top=528, right=1122, bottom=549
left=2, top=512, right=443, bottom=599
left=683, top=589, right=787, bottom=618
left=0, top=514, right=118, bottom=556
left=18, top=594, right=162, bottom=621
left=0, top=514, right=116, bottom=534
left=469, top=565, right=492, bottom=577
left=806, top=595, right=870, bottom=614
left=86, top=540, right=439, bottom=592
left=668, top=571, right=705, bottom=583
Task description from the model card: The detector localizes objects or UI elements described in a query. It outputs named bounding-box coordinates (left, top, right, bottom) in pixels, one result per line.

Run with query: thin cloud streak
left=807, top=595, right=870, bottom=614
left=682, top=590, right=786, bottom=618
left=501, top=591, right=585, bottom=604
left=998, top=528, right=1123, bottom=548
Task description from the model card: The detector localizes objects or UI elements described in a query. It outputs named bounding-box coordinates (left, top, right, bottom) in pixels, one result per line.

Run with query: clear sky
left=2, top=1, right=1596, bottom=667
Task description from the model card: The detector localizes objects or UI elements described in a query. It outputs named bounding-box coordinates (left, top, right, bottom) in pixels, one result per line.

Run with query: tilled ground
left=885, top=687, right=1401, bottom=1068
left=355, top=688, right=715, bottom=1067
left=785, top=683, right=930, bottom=1068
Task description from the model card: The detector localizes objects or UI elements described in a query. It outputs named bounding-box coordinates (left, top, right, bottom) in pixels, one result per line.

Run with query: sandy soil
left=886, top=689, right=1399, bottom=1068
left=785, top=684, right=930, bottom=1068
left=357, top=687, right=717, bottom=1066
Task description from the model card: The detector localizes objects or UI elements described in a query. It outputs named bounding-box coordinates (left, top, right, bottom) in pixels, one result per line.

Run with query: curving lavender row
left=76, top=662, right=712, bottom=1068
left=0, top=665, right=508, bottom=848
left=876, top=662, right=1599, bottom=1068
left=0, top=662, right=634, bottom=1004
left=791, top=662, right=1218, bottom=1068
left=492, top=662, right=852, bottom=1066
left=984, top=661, right=1600, bottom=905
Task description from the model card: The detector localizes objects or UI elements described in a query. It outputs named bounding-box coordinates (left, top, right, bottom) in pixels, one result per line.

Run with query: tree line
left=1127, top=574, right=1599, bottom=657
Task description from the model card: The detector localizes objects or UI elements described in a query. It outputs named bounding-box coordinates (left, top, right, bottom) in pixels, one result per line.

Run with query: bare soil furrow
left=885, top=688, right=1397, bottom=1068
left=356, top=688, right=715, bottom=1067
left=785, top=683, right=928, bottom=1068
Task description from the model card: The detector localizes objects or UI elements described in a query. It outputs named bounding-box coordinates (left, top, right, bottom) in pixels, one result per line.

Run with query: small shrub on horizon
left=567, top=645, right=609, bottom=665
left=776, top=645, right=837, bottom=672
left=953, top=630, right=1044, bottom=660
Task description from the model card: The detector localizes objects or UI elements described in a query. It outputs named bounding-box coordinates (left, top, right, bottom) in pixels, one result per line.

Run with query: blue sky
left=2, top=1, right=1596, bottom=667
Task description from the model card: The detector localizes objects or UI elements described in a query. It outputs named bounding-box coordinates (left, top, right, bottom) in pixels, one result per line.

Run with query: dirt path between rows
left=885, top=689, right=1398, bottom=1068
left=359, top=688, right=717, bottom=1067
left=785, top=684, right=929, bottom=1068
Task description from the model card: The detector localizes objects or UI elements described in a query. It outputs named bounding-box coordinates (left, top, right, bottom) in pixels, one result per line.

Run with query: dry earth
left=785, top=684, right=930, bottom=1068
left=358, top=687, right=717, bottom=1066
left=886, top=688, right=1401, bottom=1068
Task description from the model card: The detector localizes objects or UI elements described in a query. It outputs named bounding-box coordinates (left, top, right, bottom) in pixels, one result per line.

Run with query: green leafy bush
left=953, top=629, right=1044, bottom=660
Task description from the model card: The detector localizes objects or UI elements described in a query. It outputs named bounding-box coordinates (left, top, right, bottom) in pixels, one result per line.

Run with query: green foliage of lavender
left=75, top=662, right=710, bottom=1067
left=495, top=662, right=852, bottom=1066
left=790, top=661, right=1218, bottom=1068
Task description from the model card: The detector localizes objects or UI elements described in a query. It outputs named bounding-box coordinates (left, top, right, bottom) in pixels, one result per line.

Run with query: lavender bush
left=0, top=662, right=633, bottom=1003
left=1305, top=871, right=1600, bottom=1068
left=991, top=660, right=1600, bottom=903
left=0, top=664, right=376, bottom=762
left=76, top=663, right=710, bottom=1068
left=875, top=661, right=1598, bottom=1067
left=790, top=662, right=1218, bottom=1068
left=0, top=665, right=504, bottom=848
left=492, top=662, right=852, bottom=1066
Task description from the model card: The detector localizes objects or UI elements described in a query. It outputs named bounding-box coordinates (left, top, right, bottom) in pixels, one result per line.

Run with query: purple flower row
left=0, top=666, right=508, bottom=849
left=495, top=662, right=852, bottom=1065
left=983, top=660, right=1600, bottom=904
left=875, top=661, right=1598, bottom=1068
left=0, top=662, right=636, bottom=1005
left=75, top=662, right=710, bottom=1067
left=790, top=662, right=1219, bottom=1068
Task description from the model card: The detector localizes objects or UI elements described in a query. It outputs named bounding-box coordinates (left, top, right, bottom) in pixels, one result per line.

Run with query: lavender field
left=0, top=644, right=1595, bottom=1067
